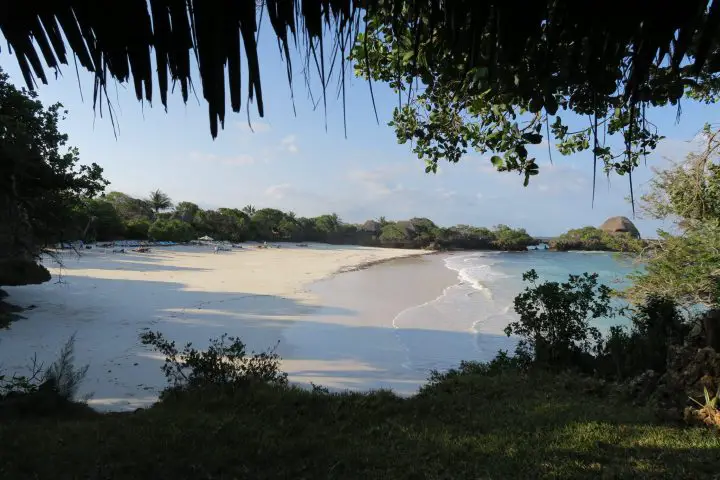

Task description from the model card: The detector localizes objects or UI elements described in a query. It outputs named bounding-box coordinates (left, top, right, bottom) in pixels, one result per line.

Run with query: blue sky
left=1, top=31, right=718, bottom=237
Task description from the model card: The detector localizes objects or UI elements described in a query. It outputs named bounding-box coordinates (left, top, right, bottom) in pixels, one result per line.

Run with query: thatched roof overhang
left=2, top=1, right=719, bottom=136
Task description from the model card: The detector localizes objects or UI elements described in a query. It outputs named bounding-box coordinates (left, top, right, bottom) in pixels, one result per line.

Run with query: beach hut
left=198, top=235, right=214, bottom=242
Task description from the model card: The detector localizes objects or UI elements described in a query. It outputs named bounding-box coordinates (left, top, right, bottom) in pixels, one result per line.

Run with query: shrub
left=148, top=219, right=195, bottom=242
left=140, top=331, right=288, bottom=395
left=597, top=296, right=688, bottom=379
left=125, top=219, right=151, bottom=239
left=0, top=335, right=92, bottom=417
left=686, top=386, right=720, bottom=429
left=42, top=333, right=90, bottom=400
left=505, top=269, right=614, bottom=370
left=491, top=224, right=535, bottom=251
left=422, top=350, right=531, bottom=392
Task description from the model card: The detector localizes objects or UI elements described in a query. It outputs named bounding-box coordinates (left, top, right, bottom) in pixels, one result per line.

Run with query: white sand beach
left=0, top=244, right=432, bottom=411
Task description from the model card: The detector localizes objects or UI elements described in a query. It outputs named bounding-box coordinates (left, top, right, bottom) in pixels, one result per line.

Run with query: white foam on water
left=389, top=253, right=519, bottom=375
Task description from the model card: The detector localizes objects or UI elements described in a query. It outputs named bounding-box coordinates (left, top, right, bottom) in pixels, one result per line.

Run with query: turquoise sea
left=390, top=250, right=639, bottom=377
left=299, top=250, right=641, bottom=394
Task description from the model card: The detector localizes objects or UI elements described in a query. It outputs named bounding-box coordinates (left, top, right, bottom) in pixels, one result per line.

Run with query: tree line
left=76, top=190, right=538, bottom=252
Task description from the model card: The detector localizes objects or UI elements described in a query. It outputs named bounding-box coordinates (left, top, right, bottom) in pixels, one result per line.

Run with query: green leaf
left=522, top=133, right=543, bottom=144
left=545, top=95, right=559, bottom=115
left=491, top=156, right=504, bottom=168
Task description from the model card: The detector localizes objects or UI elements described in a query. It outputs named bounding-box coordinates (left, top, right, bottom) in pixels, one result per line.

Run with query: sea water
left=391, top=250, right=639, bottom=376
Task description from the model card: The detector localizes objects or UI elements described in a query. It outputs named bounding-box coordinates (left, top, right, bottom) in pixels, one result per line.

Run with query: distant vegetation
left=550, top=226, right=642, bottom=252
left=69, top=189, right=538, bottom=252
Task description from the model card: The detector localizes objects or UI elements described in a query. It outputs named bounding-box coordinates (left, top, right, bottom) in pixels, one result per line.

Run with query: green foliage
left=251, top=208, right=287, bottom=240
left=147, top=189, right=173, bottom=214
left=627, top=222, right=720, bottom=308
left=0, top=69, right=107, bottom=288
left=553, top=226, right=641, bottom=252
left=599, top=297, right=688, bottom=379
left=506, top=269, right=614, bottom=369
left=124, top=219, right=151, bottom=240
left=433, top=224, right=535, bottom=250
left=105, top=191, right=154, bottom=222
left=39, top=186, right=543, bottom=250
left=423, top=350, right=531, bottom=393
left=625, top=129, right=720, bottom=309
left=641, top=125, right=720, bottom=226
left=0, top=364, right=41, bottom=397
left=148, top=219, right=195, bottom=243
left=313, top=213, right=341, bottom=234
left=1, top=335, right=91, bottom=419
left=193, top=209, right=249, bottom=242
left=350, top=10, right=719, bottom=185
left=82, top=199, right=126, bottom=241
left=276, top=217, right=299, bottom=240
left=491, top=224, right=535, bottom=251
left=2, top=367, right=720, bottom=478
left=139, top=331, right=288, bottom=395
left=41, top=333, right=89, bottom=401
left=174, top=201, right=200, bottom=222
left=379, top=223, right=408, bottom=242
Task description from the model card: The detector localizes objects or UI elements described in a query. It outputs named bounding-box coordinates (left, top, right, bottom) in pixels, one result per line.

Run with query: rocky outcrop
left=599, top=216, right=641, bottom=239
left=702, top=309, right=720, bottom=352
left=644, top=345, right=720, bottom=421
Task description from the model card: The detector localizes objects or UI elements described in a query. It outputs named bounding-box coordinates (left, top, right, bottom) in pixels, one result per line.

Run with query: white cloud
left=236, top=121, right=271, bottom=133
left=281, top=134, right=299, bottom=154
left=223, top=154, right=255, bottom=166
left=435, top=187, right=457, bottom=199
left=265, top=183, right=291, bottom=199
left=190, top=151, right=255, bottom=166
left=346, top=165, right=414, bottom=198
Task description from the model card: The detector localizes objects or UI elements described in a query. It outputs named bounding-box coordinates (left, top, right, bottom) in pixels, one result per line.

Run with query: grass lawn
left=1, top=371, right=718, bottom=479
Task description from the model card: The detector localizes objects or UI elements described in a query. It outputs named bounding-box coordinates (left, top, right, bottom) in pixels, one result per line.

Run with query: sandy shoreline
left=0, top=243, right=431, bottom=411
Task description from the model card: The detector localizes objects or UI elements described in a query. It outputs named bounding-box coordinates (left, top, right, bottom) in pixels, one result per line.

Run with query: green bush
left=148, top=219, right=195, bottom=242
left=140, top=331, right=288, bottom=396
left=422, top=350, right=531, bottom=394
left=491, top=224, right=535, bottom=251
left=379, top=223, right=408, bottom=242
left=125, top=219, right=151, bottom=240
left=505, top=269, right=614, bottom=371
left=552, top=226, right=641, bottom=252
left=597, top=296, right=688, bottom=379
left=0, top=335, right=92, bottom=418
left=42, top=333, right=90, bottom=400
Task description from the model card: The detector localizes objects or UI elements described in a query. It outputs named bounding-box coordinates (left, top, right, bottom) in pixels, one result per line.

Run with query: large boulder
left=599, top=216, right=641, bottom=239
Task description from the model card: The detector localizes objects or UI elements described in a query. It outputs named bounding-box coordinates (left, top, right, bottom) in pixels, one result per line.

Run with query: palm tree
left=148, top=189, right=173, bottom=214
left=242, top=204, right=256, bottom=216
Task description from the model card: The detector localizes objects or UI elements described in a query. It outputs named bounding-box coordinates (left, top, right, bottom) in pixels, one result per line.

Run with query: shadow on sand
left=1, top=267, right=510, bottom=410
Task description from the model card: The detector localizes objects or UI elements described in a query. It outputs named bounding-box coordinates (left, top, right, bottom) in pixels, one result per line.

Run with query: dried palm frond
left=2, top=1, right=720, bottom=136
